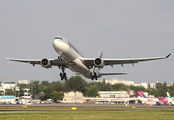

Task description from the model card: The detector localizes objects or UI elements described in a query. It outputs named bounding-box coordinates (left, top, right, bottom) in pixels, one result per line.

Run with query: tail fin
left=140, top=91, right=147, bottom=98
left=98, top=51, right=103, bottom=58
left=137, top=91, right=144, bottom=97
left=167, top=92, right=171, bottom=98
left=97, top=51, right=103, bottom=71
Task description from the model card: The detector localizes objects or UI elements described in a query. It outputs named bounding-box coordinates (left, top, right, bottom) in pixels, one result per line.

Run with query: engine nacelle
left=94, top=58, right=105, bottom=68
left=41, top=58, right=52, bottom=68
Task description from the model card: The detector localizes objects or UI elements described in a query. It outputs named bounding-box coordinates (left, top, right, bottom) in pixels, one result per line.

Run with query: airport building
left=18, top=80, right=29, bottom=84
left=62, top=91, right=131, bottom=104
left=0, top=95, right=16, bottom=104
left=104, top=79, right=134, bottom=86
left=0, top=82, right=19, bottom=95
left=62, top=91, right=84, bottom=103
left=99, top=79, right=174, bottom=89
left=99, top=91, right=129, bottom=98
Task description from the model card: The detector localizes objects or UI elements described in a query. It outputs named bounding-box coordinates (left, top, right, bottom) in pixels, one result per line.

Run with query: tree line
left=8, top=76, right=173, bottom=102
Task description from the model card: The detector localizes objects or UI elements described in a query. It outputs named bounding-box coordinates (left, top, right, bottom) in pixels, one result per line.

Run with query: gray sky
left=0, top=0, right=173, bottom=83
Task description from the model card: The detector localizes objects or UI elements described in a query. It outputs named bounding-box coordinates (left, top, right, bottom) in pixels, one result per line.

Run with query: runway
left=0, top=103, right=174, bottom=113
left=0, top=109, right=174, bottom=113
left=0, top=103, right=174, bottom=108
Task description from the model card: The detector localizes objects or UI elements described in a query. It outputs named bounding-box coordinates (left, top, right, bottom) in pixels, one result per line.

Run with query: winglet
left=166, top=53, right=171, bottom=58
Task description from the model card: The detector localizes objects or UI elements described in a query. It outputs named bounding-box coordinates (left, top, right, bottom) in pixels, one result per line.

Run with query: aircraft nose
left=53, top=40, right=70, bottom=54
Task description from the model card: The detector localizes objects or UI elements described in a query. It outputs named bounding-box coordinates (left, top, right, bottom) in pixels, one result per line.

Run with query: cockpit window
left=55, top=37, right=63, bottom=40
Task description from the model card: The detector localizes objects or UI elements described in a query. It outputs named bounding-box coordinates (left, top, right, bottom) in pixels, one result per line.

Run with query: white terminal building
left=18, top=80, right=29, bottom=84
left=63, top=91, right=84, bottom=103
left=102, top=79, right=155, bottom=89
left=0, top=83, right=19, bottom=95
left=62, top=91, right=130, bottom=104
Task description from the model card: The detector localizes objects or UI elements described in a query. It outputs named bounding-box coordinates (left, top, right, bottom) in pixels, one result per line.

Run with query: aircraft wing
left=80, top=53, right=171, bottom=67
left=5, top=58, right=67, bottom=67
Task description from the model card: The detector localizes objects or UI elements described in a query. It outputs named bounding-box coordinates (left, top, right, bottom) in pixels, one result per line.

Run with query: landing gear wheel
left=58, top=56, right=62, bottom=60
left=60, top=73, right=62, bottom=77
left=65, top=77, right=67, bottom=81
left=60, top=72, right=67, bottom=81
left=63, top=73, right=66, bottom=77
left=90, top=72, right=98, bottom=80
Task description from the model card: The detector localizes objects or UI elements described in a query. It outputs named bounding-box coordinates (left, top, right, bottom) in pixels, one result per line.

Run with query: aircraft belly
left=69, top=66, right=84, bottom=72
left=67, top=58, right=88, bottom=73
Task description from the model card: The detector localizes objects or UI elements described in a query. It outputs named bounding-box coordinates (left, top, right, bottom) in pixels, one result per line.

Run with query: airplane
left=155, top=92, right=174, bottom=105
left=158, top=97, right=168, bottom=105
left=140, top=91, right=169, bottom=105
left=166, top=92, right=174, bottom=105
left=6, top=36, right=171, bottom=80
left=137, top=91, right=159, bottom=104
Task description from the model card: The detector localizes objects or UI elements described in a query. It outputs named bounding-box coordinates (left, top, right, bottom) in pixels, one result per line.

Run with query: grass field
left=0, top=107, right=174, bottom=120
left=0, top=112, right=174, bottom=120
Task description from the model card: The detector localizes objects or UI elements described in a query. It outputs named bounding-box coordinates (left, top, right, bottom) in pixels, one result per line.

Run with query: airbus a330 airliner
left=6, top=36, right=171, bottom=80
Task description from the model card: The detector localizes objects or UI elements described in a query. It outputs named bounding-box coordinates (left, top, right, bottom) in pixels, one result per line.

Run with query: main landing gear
left=59, top=66, right=67, bottom=81
left=90, top=66, right=98, bottom=80
left=90, top=72, right=98, bottom=80
left=60, top=73, right=67, bottom=81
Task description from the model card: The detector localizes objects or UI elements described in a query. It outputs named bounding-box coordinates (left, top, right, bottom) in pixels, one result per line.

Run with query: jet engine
left=41, top=59, right=52, bottom=68
left=94, top=58, right=105, bottom=68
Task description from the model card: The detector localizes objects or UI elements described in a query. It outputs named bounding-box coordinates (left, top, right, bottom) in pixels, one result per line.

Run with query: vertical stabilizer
left=137, top=91, right=144, bottom=97
left=167, top=92, right=171, bottom=98
left=98, top=51, right=103, bottom=58
left=140, top=91, right=147, bottom=98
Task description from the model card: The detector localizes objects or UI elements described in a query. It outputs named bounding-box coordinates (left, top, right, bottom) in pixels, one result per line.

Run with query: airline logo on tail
left=140, top=91, right=147, bottom=98
left=137, top=91, right=147, bottom=98
left=137, top=91, right=144, bottom=97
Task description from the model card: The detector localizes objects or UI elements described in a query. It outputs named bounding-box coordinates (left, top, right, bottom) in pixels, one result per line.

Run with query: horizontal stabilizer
left=101, top=73, right=127, bottom=76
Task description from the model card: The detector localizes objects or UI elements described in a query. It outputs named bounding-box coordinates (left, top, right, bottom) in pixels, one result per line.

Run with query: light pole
left=31, top=80, right=33, bottom=103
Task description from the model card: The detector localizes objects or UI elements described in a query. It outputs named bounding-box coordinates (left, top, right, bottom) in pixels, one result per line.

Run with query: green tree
left=155, top=82, right=162, bottom=89
left=53, top=81, right=63, bottom=92
left=87, top=85, right=99, bottom=97
left=5, top=89, right=13, bottom=95
left=43, top=87, right=54, bottom=99
left=64, top=76, right=88, bottom=96
left=38, top=92, right=46, bottom=101
left=145, top=88, right=158, bottom=97
left=168, top=85, right=174, bottom=97
left=41, top=81, right=52, bottom=87
left=50, top=91, right=64, bottom=102
left=160, top=81, right=168, bottom=97
left=88, top=79, right=113, bottom=91
left=31, top=80, right=40, bottom=99
left=112, top=83, right=127, bottom=91
left=18, top=84, right=25, bottom=96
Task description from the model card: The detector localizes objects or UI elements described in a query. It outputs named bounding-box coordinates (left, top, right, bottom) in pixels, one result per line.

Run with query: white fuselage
left=53, top=38, right=98, bottom=79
